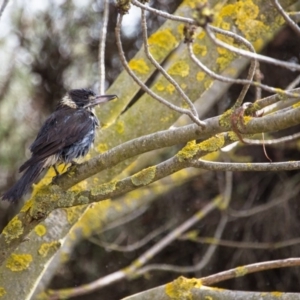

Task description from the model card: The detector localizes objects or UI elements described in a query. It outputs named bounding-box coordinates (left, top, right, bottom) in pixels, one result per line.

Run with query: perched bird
left=2, top=89, right=117, bottom=203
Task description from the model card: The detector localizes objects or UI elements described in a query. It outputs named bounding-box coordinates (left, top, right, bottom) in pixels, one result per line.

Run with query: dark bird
left=2, top=89, right=117, bottom=203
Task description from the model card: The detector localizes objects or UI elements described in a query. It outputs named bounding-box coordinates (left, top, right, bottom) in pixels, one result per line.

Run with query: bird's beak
left=85, top=95, right=118, bottom=108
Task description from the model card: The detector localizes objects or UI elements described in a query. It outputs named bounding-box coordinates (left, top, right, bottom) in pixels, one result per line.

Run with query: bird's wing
left=19, top=108, right=96, bottom=172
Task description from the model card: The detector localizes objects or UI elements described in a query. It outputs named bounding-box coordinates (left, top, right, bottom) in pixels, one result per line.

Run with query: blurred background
left=1, top=0, right=300, bottom=299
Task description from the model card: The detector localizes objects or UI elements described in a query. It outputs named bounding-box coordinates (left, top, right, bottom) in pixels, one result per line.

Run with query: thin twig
left=207, top=25, right=300, bottom=74
left=92, top=222, right=173, bottom=252
left=201, top=258, right=300, bottom=285
left=287, top=73, right=300, bottom=90
left=188, top=31, right=299, bottom=99
left=180, top=235, right=300, bottom=250
left=140, top=8, right=198, bottom=118
left=99, top=0, right=110, bottom=94
left=243, top=132, right=300, bottom=145
left=228, top=182, right=300, bottom=218
left=46, top=197, right=219, bottom=298
left=0, top=0, right=9, bottom=20
left=271, top=0, right=300, bottom=37
left=132, top=0, right=300, bottom=74
left=190, top=159, right=300, bottom=172
left=115, top=14, right=206, bottom=127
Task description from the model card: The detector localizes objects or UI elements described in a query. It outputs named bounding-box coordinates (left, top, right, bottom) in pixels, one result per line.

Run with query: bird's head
left=60, top=89, right=117, bottom=110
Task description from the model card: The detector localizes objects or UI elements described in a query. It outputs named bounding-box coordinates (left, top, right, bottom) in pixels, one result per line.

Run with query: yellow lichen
left=148, top=29, right=178, bottom=60
left=271, top=292, right=283, bottom=297
left=166, top=84, right=175, bottom=94
left=6, top=254, right=32, bottom=271
left=34, top=224, right=47, bottom=237
left=65, top=206, right=87, bottom=224
left=177, top=141, right=199, bottom=162
left=38, top=241, right=61, bottom=257
left=2, top=216, right=24, bottom=243
left=115, top=120, right=125, bottom=134
left=168, top=61, right=190, bottom=77
left=221, top=21, right=231, bottom=31
left=196, top=30, right=206, bottom=40
left=20, top=199, right=33, bottom=213
left=193, top=43, right=207, bottom=56
left=228, top=131, right=239, bottom=142
left=165, top=276, right=202, bottom=299
left=154, top=81, right=165, bottom=92
left=70, top=180, right=88, bottom=192
left=204, top=79, right=213, bottom=89
left=198, top=135, right=225, bottom=152
left=196, top=71, right=205, bottom=82
left=177, top=23, right=185, bottom=37
left=181, top=83, right=187, bottom=89
left=97, top=143, right=108, bottom=153
left=128, top=59, right=150, bottom=74
left=235, top=266, right=248, bottom=277
left=131, top=166, right=156, bottom=186
left=216, top=47, right=235, bottom=69
left=293, top=101, right=300, bottom=109
left=183, top=0, right=206, bottom=9
left=91, top=180, right=117, bottom=196
left=0, top=287, right=6, bottom=297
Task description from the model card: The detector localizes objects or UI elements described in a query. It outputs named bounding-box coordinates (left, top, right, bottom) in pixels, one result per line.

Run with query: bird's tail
left=2, top=161, right=45, bottom=203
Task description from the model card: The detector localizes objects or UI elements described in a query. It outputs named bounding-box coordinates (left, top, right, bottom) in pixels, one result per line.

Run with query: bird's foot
left=51, top=165, right=61, bottom=184
left=67, top=161, right=79, bottom=172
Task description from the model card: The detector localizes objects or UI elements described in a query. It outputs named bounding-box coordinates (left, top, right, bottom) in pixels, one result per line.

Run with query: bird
left=2, top=88, right=117, bottom=203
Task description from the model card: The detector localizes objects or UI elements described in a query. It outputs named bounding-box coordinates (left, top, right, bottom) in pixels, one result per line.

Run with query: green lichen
left=38, top=241, right=61, bottom=257
left=219, top=109, right=233, bottom=128
left=177, top=141, right=199, bottom=162
left=128, top=59, right=150, bottom=74
left=131, top=166, right=156, bottom=186
left=91, top=180, right=117, bottom=196
left=77, top=195, right=90, bottom=205
left=2, top=216, right=24, bottom=243
left=165, top=276, right=202, bottom=299
left=54, top=189, right=76, bottom=210
left=34, top=224, right=47, bottom=237
left=6, top=254, right=32, bottom=272
left=168, top=61, right=190, bottom=77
